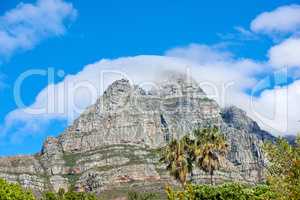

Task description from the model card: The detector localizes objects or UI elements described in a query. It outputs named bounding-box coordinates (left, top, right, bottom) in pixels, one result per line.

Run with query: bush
left=127, top=191, right=157, bottom=200
left=42, top=190, right=99, bottom=200
left=166, top=183, right=276, bottom=200
left=0, top=178, right=35, bottom=200
left=42, top=192, right=58, bottom=200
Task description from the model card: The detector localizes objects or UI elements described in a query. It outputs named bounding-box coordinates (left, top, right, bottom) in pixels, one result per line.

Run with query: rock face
left=0, top=75, right=275, bottom=195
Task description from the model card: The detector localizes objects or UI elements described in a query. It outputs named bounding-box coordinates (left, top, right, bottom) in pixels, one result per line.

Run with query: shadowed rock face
left=0, top=75, right=275, bottom=195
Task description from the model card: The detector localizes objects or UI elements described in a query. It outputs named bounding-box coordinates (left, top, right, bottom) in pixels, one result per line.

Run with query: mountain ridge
left=0, top=75, right=276, bottom=196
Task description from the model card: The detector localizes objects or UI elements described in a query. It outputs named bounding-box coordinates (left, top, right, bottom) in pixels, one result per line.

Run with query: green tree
left=161, top=127, right=228, bottom=186
left=193, top=127, right=228, bottom=185
left=0, top=178, right=35, bottom=200
left=160, top=138, right=191, bottom=186
left=180, top=135, right=198, bottom=182
left=263, top=135, right=300, bottom=200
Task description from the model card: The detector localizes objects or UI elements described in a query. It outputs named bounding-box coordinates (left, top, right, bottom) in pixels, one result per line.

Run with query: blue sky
left=1, top=0, right=300, bottom=156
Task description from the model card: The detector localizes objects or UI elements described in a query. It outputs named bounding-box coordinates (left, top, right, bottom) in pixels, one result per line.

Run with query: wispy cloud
left=0, top=0, right=77, bottom=59
left=218, top=26, right=259, bottom=41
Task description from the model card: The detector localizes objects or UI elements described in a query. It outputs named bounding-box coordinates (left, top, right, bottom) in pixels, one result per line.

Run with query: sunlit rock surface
left=0, top=75, right=275, bottom=194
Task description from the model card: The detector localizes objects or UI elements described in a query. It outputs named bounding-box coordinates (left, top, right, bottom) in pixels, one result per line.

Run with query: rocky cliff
left=0, top=75, right=275, bottom=196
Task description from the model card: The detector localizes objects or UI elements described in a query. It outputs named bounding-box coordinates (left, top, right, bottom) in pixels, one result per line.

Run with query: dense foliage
left=263, top=136, right=300, bottom=200
left=42, top=190, right=158, bottom=200
left=0, top=178, right=35, bottom=200
left=165, top=183, right=275, bottom=200
left=42, top=189, right=98, bottom=200
left=0, top=179, right=158, bottom=200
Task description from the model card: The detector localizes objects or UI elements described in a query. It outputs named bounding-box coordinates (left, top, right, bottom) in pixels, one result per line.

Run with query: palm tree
left=160, top=127, right=228, bottom=186
left=194, top=127, right=228, bottom=185
left=180, top=135, right=199, bottom=182
left=160, top=138, right=191, bottom=186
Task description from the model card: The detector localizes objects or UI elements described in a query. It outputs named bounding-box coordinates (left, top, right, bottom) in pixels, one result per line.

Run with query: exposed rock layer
left=0, top=76, right=275, bottom=195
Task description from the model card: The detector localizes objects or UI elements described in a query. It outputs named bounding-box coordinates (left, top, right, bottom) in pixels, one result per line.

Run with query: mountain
left=0, top=74, right=275, bottom=196
left=284, top=135, right=297, bottom=145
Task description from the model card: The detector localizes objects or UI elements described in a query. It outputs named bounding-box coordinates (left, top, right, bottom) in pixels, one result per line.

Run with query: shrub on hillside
left=42, top=190, right=98, bottom=200
left=0, top=178, right=35, bottom=200
left=166, top=183, right=276, bottom=200
left=127, top=191, right=158, bottom=200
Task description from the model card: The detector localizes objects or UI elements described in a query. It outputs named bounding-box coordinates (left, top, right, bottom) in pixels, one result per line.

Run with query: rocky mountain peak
left=101, top=78, right=132, bottom=111
left=222, top=106, right=275, bottom=141
left=158, top=72, right=206, bottom=97
left=41, top=137, right=61, bottom=155
left=104, top=79, right=131, bottom=96
left=0, top=75, right=276, bottom=195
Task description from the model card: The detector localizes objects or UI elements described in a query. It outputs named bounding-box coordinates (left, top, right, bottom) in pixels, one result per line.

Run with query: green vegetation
left=41, top=189, right=158, bottom=200
left=262, top=136, right=300, bottom=200
left=42, top=189, right=98, bottom=200
left=0, top=178, right=35, bottom=200
left=62, top=174, right=80, bottom=191
left=160, top=127, right=228, bottom=186
left=63, top=153, right=80, bottom=168
left=162, top=129, right=300, bottom=200
left=127, top=191, right=158, bottom=200
left=160, top=138, right=191, bottom=186
left=165, top=183, right=275, bottom=200
left=193, top=128, right=228, bottom=185
left=62, top=153, right=81, bottom=190
left=200, top=97, right=213, bottom=102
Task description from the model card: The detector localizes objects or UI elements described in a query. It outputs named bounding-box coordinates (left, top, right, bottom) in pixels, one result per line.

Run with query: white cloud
left=251, top=4, right=300, bottom=35
left=165, top=43, right=233, bottom=64
left=268, top=37, right=300, bottom=68
left=0, top=0, right=77, bottom=58
left=5, top=3, right=300, bottom=143
left=2, top=44, right=275, bottom=141
left=248, top=80, right=300, bottom=135
left=0, top=55, right=189, bottom=140
left=1, top=42, right=299, bottom=142
left=166, top=45, right=299, bottom=135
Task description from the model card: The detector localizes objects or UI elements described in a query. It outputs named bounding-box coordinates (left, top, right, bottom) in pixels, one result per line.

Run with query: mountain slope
left=0, top=75, right=275, bottom=195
